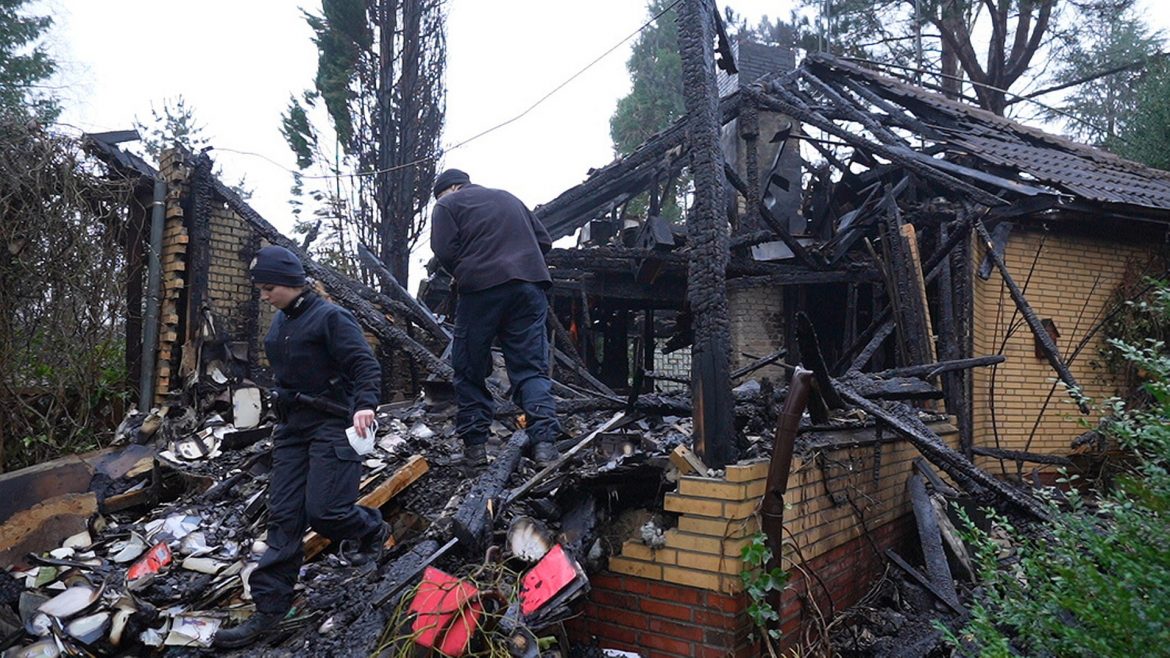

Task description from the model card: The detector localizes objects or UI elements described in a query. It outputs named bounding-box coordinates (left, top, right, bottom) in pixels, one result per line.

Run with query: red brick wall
left=567, top=574, right=758, bottom=657
left=571, top=513, right=916, bottom=656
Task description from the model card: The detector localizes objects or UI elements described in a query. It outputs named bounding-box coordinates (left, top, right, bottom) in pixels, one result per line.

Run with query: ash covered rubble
left=0, top=346, right=1057, bottom=658
left=0, top=357, right=760, bottom=657
left=0, top=331, right=1057, bottom=658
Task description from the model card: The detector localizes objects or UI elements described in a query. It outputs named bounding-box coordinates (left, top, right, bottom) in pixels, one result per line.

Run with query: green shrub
left=947, top=281, right=1170, bottom=657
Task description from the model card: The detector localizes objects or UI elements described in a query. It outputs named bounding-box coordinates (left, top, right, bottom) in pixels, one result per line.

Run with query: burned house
left=4, top=4, right=1170, bottom=655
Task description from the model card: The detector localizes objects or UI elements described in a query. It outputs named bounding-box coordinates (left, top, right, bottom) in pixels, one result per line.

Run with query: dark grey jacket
left=431, top=183, right=552, bottom=292
left=264, top=291, right=382, bottom=417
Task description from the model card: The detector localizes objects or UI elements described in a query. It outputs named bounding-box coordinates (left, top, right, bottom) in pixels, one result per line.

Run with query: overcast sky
left=41, top=0, right=1170, bottom=284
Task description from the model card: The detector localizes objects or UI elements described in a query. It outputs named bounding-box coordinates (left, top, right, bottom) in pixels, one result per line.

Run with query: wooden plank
left=303, top=455, right=429, bottom=560
left=908, top=474, right=955, bottom=600
left=885, top=549, right=965, bottom=615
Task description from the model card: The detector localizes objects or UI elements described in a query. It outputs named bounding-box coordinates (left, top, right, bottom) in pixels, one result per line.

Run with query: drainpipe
left=761, top=367, right=812, bottom=572
left=138, top=177, right=166, bottom=411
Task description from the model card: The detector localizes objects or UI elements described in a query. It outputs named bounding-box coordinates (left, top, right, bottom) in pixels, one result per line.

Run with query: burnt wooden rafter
left=836, top=381, right=1051, bottom=521
left=973, top=217, right=1088, bottom=413
left=535, top=92, right=742, bottom=241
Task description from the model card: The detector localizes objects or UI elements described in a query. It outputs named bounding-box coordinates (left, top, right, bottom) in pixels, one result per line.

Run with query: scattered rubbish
left=408, top=567, right=483, bottom=656
left=65, top=611, right=110, bottom=644
left=163, top=614, right=221, bottom=647
left=109, top=534, right=147, bottom=563
left=126, top=543, right=171, bottom=591
left=507, top=516, right=554, bottom=563
left=519, top=544, right=587, bottom=618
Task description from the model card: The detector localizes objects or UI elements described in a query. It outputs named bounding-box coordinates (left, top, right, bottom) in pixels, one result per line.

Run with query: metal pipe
left=138, top=177, right=166, bottom=411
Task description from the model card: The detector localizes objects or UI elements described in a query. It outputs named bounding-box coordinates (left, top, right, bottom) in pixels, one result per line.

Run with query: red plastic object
left=408, top=567, right=483, bottom=656
left=126, top=542, right=172, bottom=582
left=519, top=544, right=577, bottom=616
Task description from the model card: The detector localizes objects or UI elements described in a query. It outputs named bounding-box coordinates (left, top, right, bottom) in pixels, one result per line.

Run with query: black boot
left=342, top=521, right=391, bottom=566
left=463, top=443, right=488, bottom=467
left=532, top=441, right=559, bottom=466
left=212, top=609, right=287, bottom=649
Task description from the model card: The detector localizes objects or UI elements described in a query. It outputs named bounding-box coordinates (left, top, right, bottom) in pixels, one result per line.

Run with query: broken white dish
left=66, top=611, right=110, bottom=644
left=110, top=534, right=148, bottom=563
left=38, top=585, right=98, bottom=618
left=61, top=530, right=91, bottom=550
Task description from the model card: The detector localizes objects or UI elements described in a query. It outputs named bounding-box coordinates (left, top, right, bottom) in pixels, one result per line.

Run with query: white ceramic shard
left=65, top=611, right=110, bottom=644
left=38, top=585, right=98, bottom=619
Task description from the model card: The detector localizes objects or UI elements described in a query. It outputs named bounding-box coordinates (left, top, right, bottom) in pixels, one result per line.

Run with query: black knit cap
left=433, top=168, right=470, bottom=199
left=250, top=245, right=306, bottom=287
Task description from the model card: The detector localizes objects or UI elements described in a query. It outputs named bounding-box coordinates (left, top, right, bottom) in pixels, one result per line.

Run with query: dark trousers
left=249, top=414, right=381, bottom=614
left=453, top=281, right=561, bottom=446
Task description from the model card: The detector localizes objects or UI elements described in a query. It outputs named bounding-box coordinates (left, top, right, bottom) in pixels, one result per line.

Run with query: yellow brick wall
left=207, top=204, right=259, bottom=338
left=728, top=287, right=786, bottom=381
left=611, top=423, right=958, bottom=593
left=971, top=228, right=1162, bottom=460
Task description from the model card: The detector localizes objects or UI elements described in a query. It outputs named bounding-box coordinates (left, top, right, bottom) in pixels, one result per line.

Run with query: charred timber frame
left=209, top=177, right=454, bottom=381
left=185, top=156, right=214, bottom=352
left=836, top=381, right=1050, bottom=521
left=678, top=0, right=735, bottom=469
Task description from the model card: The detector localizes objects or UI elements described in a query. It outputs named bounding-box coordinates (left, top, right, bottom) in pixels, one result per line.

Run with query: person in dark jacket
left=214, top=245, right=389, bottom=649
left=431, top=169, right=562, bottom=466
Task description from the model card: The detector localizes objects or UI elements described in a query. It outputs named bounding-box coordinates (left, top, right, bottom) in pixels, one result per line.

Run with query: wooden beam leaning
left=836, top=381, right=1050, bottom=521
left=209, top=177, right=454, bottom=381
left=357, top=243, right=450, bottom=345
left=840, top=216, right=974, bottom=374
left=873, top=355, right=1005, bottom=380
left=302, top=455, right=429, bottom=560
left=973, top=217, right=1088, bottom=413
left=908, top=472, right=957, bottom=607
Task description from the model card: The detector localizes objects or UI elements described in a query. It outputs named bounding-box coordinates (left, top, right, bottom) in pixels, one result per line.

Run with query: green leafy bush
left=948, top=280, right=1170, bottom=657
left=741, top=531, right=790, bottom=648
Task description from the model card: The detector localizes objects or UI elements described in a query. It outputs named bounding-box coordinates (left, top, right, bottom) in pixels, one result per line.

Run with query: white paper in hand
left=346, top=420, right=378, bottom=456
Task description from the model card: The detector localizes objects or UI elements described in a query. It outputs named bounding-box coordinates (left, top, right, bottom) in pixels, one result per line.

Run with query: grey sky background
left=40, top=0, right=1170, bottom=286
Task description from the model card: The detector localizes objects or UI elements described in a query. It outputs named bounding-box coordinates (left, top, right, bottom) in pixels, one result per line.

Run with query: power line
left=224, top=0, right=683, bottom=182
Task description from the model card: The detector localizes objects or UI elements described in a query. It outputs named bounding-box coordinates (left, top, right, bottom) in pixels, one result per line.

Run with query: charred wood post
left=210, top=178, right=453, bottom=381
left=184, top=156, right=214, bottom=351
left=935, top=223, right=967, bottom=445
left=973, top=218, right=1088, bottom=413
left=678, top=0, right=736, bottom=468
left=643, top=309, right=656, bottom=392
left=951, top=223, right=975, bottom=455
left=880, top=201, right=935, bottom=367
left=739, top=100, right=762, bottom=236
left=124, top=189, right=149, bottom=394
left=840, top=216, right=974, bottom=373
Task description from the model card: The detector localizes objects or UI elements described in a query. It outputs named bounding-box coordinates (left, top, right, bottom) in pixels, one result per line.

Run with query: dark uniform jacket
left=264, top=291, right=381, bottom=419
left=430, top=183, right=553, bottom=293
